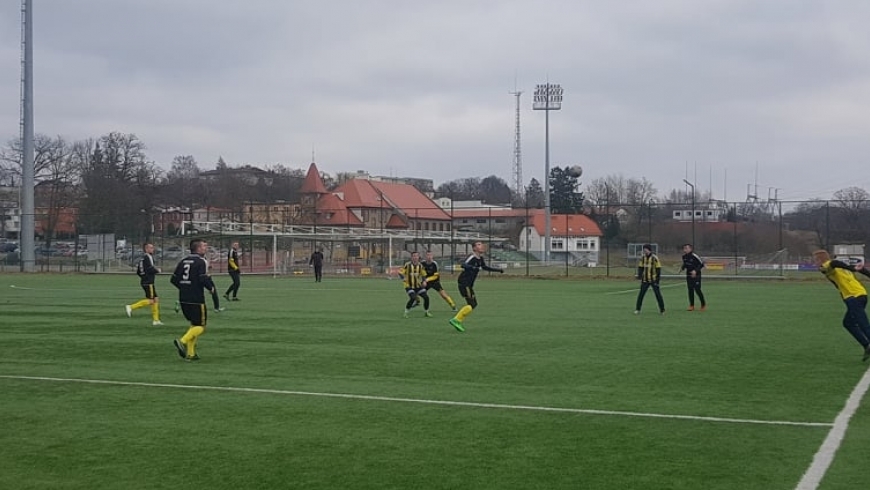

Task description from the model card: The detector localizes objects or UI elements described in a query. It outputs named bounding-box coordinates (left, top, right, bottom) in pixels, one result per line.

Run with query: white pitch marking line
left=0, top=374, right=832, bottom=428
left=793, top=366, right=870, bottom=490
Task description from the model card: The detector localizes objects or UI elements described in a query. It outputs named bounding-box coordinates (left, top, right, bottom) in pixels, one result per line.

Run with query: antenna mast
left=510, top=89, right=523, bottom=199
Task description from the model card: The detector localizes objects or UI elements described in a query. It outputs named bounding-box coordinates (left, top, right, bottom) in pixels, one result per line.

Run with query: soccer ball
left=567, top=165, right=583, bottom=178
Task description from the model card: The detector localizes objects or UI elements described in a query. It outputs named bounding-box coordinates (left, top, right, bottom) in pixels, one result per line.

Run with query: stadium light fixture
left=683, top=179, right=696, bottom=245
left=533, top=83, right=563, bottom=264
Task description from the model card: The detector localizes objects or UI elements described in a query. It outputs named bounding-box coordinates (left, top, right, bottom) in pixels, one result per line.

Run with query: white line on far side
left=0, top=374, right=832, bottom=428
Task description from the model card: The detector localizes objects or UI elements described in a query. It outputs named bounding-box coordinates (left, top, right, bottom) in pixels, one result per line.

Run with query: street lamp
left=683, top=179, right=695, bottom=245
left=533, top=82, right=563, bottom=264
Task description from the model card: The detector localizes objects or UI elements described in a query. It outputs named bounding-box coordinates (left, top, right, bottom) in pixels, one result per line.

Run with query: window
left=674, top=211, right=682, bottom=217
left=551, top=240, right=564, bottom=250
left=476, top=219, right=487, bottom=224
left=462, top=219, right=469, bottom=224
left=495, top=218, right=506, bottom=224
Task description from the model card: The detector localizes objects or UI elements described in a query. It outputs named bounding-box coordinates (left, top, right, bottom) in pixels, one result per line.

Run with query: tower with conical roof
left=299, top=162, right=328, bottom=224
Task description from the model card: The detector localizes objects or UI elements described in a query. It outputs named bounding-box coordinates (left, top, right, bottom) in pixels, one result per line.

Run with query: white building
left=519, top=211, right=604, bottom=265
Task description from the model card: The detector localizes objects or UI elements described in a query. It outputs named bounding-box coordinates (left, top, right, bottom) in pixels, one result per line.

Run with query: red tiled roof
left=300, top=163, right=328, bottom=194
left=332, top=179, right=382, bottom=208
left=386, top=214, right=408, bottom=228
left=370, top=181, right=450, bottom=220
left=331, top=179, right=451, bottom=221
left=315, top=193, right=364, bottom=226
left=529, top=212, right=602, bottom=237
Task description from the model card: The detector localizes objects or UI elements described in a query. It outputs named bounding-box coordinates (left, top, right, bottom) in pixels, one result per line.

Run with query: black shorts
left=141, top=283, right=157, bottom=299
left=181, top=303, right=208, bottom=327
left=426, top=280, right=444, bottom=292
left=686, top=275, right=702, bottom=288
left=458, top=284, right=475, bottom=301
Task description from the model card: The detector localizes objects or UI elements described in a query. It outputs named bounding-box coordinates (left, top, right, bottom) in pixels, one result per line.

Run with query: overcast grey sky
left=1, top=0, right=869, bottom=201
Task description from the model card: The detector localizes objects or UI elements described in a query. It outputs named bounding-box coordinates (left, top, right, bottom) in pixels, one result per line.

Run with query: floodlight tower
left=533, top=82, right=563, bottom=264
left=510, top=89, right=523, bottom=200
left=20, top=0, right=35, bottom=272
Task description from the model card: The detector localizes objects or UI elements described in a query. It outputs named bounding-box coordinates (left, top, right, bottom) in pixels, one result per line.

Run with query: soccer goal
left=702, top=249, right=790, bottom=279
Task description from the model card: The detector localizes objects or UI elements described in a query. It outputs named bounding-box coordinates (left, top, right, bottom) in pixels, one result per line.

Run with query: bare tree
left=833, top=186, right=870, bottom=211
left=0, top=134, right=81, bottom=246
left=78, top=132, right=159, bottom=239
left=479, top=175, right=512, bottom=205
left=165, top=155, right=202, bottom=208
left=436, top=178, right=482, bottom=201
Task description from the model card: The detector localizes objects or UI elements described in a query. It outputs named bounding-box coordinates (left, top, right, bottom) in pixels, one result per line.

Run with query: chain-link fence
left=1, top=200, right=865, bottom=278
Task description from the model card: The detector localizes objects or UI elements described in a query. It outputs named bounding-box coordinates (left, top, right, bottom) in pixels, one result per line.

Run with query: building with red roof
left=520, top=211, right=603, bottom=263
left=298, top=163, right=451, bottom=232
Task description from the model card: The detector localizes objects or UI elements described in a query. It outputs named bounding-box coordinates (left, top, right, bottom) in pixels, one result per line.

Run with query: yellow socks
left=130, top=299, right=151, bottom=310
left=445, top=295, right=456, bottom=308
left=181, top=326, right=205, bottom=357
left=455, top=305, right=473, bottom=321
left=151, top=303, right=160, bottom=322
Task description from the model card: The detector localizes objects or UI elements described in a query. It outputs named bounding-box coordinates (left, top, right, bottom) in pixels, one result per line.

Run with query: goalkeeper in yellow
left=814, top=250, right=870, bottom=362
left=402, top=251, right=431, bottom=318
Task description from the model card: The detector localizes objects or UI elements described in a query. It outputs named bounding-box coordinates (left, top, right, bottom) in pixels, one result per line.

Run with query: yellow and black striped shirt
left=637, top=254, right=662, bottom=283
left=402, top=261, right=426, bottom=290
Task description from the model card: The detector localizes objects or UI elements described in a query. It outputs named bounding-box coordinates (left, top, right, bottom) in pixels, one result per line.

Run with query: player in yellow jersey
left=814, top=250, right=870, bottom=362
left=401, top=251, right=431, bottom=318
left=634, top=244, right=665, bottom=315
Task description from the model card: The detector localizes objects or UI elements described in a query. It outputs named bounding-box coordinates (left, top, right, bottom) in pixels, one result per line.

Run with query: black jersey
left=136, top=253, right=159, bottom=285
left=171, top=254, right=215, bottom=304
left=309, top=251, right=324, bottom=267
left=458, top=254, right=501, bottom=287
left=422, top=260, right=441, bottom=282
left=681, top=252, right=705, bottom=276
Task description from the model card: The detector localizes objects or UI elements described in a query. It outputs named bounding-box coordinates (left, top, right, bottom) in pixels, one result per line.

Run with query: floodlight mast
left=683, top=179, right=696, bottom=245
left=20, top=0, right=35, bottom=272
left=533, top=83, right=563, bottom=264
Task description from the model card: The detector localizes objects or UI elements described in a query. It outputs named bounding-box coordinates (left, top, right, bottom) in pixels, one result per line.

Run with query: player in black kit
left=680, top=243, right=706, bottom=311
left=422, top=250, right=457, bottom=311
left=171, top=239, right=216, bottom=361
left=449, top=241, right=503, bottom=332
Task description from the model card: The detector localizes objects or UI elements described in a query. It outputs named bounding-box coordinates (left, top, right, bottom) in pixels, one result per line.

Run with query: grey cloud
left=2, top=0, right=869, bottom=199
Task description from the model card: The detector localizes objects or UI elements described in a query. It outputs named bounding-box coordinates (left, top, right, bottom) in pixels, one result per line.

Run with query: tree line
left=3, top=132, right=870, bottom=254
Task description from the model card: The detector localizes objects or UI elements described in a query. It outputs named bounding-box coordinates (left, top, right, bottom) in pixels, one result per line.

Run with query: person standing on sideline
left=423, top=250, right=457, bottom=311
left=171, top=238, right=216, bottom=362
left=402, top=251, right=430, bottom=318
left=815, top=250, right=870, bottom=362
left=224, top=242, right=241, bottom=301
left=449, top=241, right=504, bottom=332
left=635, top=244, right=666, bottom=315
left=126, top=243, right=164, bottom=326
left=680, top=243, right=707, bottom=311
left=309, top=247, right=324, bottom=282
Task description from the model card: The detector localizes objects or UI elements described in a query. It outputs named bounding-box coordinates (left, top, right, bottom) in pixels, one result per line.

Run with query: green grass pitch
left=1, top=273, right=869, bottom=490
